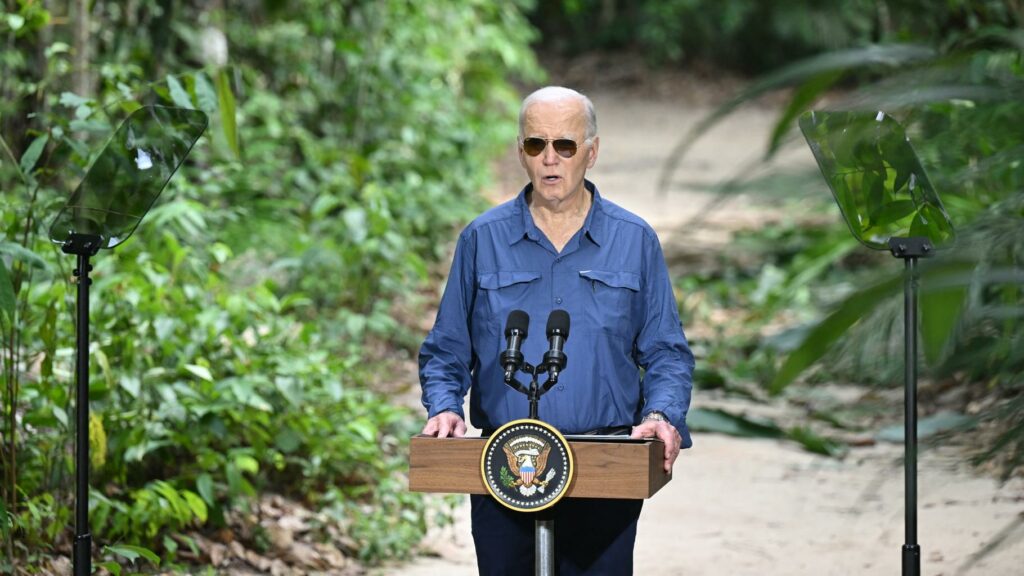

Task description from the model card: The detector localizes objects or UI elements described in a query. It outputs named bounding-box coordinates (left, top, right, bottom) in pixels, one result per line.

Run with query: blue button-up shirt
left=419, top=181, right=695, bottom=446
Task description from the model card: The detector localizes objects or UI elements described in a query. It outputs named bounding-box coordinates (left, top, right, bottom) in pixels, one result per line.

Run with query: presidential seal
left=480, top=419, right=574, bottom=512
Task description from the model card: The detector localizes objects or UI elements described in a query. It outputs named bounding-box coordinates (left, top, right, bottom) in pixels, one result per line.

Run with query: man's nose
left=542, top=143, right=560, bottom=164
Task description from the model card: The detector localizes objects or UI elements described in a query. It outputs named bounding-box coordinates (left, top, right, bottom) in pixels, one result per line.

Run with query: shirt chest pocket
left=476, top=271, right=542, bottom=325
left=578, top=270, right=641, bottom=339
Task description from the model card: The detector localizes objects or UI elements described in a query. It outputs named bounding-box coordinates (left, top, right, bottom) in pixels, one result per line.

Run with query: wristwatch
left=642, top=411, right=669, bottom=424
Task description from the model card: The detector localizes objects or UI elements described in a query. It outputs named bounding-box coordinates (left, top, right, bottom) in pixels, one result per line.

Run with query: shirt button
left=558, top=385, right=565, bottom=391
left=555, top=297, right=563, bottom=305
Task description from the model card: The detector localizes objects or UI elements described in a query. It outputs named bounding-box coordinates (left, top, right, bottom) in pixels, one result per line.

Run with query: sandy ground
left=381, top=85, right=1024, bottom=575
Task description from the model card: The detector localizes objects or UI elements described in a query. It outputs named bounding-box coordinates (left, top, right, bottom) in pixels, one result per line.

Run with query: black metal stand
left=505, top=361, right=562, bottom=421
left=888, top=237, right=932, bottom=576
left=61, top=234, right=102, bottom=576
left=505, top=358, right=564, bottom=575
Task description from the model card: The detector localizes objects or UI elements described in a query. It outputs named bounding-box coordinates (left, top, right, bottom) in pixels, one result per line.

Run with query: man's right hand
left=421, top=411, right=467, bottom=438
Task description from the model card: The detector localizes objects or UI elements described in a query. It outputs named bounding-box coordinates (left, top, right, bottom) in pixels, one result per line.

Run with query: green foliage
left=500, top=466, right=516, bottom=488
left=1, top=0, right=540, bottom=567
left=688, top=408, right=846, bottom=456
left=669, top=2, right=1024, bottom=476
left=531, top=0, right=1020, bottom=72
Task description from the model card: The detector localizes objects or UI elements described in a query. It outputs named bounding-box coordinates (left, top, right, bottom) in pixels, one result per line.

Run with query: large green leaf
left=770, top=274, right=903, bottom=393
left=876, top=411, right=977, bottom=443
left=105, top=544, right=160, bottom=565
left=196, top=473, right=214, bottom=506
left=920, top=278, right=967, bottom=365
left=0, top=497, right=10, bottom=544
left=786, top=426, right=847, bottom=457
left=214, top=68, right=239, bottom=158
left=688, top=407, right=784, bottom=439
left=18, top=133, right=48, bottom=174
left=166, top=74, right=194, bottom=109
left=767, top=70, right=843, bottom=157
left=181, top=490, right=208, bottom=523
left=689, top=408, right=846, bottom=456
left=0, top=241, right=48, bottom=270
left=0, top=259, right=15, bottom=325
left=770, top=258, right=981, bottom=392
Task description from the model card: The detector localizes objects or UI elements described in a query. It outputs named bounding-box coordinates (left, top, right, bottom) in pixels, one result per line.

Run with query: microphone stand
left=505, top=360, right=563, bottom=576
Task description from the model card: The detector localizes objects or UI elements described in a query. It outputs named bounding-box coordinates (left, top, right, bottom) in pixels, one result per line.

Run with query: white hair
left=518, top=86, right=597, bottom=140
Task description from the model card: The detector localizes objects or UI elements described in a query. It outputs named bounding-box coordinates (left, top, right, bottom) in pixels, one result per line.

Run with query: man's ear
left=586, top=136, right=600, bottom=169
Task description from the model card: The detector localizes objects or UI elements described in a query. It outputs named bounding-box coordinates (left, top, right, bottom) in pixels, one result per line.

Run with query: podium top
left=409, top=434, right=670, bottom=500
left=563, top=434, right=649, bottom=443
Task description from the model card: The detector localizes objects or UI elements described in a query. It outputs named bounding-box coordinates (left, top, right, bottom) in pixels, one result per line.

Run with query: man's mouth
left=542, top=175, right=561, bottom=184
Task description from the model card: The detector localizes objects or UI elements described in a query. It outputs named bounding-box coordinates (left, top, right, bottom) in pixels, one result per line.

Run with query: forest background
left=1, top=0, right=1021, bottom=573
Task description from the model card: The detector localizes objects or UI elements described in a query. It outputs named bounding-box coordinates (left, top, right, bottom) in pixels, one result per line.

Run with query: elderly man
left=419, top=86, right=694, bottom=575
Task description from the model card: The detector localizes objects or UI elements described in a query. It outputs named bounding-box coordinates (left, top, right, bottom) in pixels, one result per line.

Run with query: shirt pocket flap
left=579, top=270, right=641, bottom=292
left=478, top=271, right=542, bottom=290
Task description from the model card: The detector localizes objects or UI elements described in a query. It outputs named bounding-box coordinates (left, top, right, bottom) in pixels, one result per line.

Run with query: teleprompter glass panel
left=798, top=110, right=954, bottom=251
left=49, top=105, right=208, bottom=249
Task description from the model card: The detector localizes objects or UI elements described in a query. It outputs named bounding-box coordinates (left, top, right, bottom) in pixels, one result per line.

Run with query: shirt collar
left=512, top=180, right=605, bottom=247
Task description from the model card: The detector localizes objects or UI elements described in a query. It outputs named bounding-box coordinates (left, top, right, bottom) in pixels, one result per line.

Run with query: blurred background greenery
left=0, top=0, right=1021, bottom=572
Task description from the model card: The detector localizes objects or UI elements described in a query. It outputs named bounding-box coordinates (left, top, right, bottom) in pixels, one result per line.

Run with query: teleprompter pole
left=73, top=254, right=92, bottom=576
left=63, top=235, right=102, bottom=576
left=889, top=237, right=930, bottom=576
left=902, top=254, right=920, bottom=575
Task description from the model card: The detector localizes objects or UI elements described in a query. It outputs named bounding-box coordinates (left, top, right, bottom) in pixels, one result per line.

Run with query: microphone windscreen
left=505, top=310, right=530, bottom=338
left=546, top=309, right=570, bottom=340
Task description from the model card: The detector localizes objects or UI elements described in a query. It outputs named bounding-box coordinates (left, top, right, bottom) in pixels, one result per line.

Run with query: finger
left=664, top=444, right=676, bottom=472
left=438, top=418, right=452, bottom=438
left=630, top=423, right=655, bottom=439
left=659, top=424, right=680, bottom=472
left=454, top=418, right=467, bottom=438
left=422, top=418, right=438, bottom=436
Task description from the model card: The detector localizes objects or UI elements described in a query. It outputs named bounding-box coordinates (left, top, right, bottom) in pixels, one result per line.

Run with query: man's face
left=518, top=98, right=599, bottom=205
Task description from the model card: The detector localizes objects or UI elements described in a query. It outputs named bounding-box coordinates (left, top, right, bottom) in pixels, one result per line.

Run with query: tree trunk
left=72, top=0, right=91, bottom=97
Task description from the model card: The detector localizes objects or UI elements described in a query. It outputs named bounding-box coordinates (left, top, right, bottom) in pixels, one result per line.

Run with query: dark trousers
left=470, top=494, right=643, bottom=576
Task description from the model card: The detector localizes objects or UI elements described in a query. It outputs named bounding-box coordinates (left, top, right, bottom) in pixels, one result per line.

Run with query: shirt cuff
left=427, top=403, right=464, bottom=421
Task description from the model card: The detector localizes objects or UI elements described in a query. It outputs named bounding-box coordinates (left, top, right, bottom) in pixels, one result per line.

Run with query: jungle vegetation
left=1, top=0, right=1021, bottom=572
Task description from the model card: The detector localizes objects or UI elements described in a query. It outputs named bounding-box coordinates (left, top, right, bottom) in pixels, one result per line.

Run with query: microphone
left=543, top=310, right=570, bottom=383
left=501, top=310, right=529, bottom=382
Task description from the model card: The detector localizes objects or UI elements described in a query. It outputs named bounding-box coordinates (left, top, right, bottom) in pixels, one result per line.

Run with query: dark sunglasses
left=521, top=137, right=586, bottom=158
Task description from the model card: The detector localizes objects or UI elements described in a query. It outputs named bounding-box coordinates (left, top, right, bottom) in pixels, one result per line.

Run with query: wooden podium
left=409, top=434, right=671, bottom=499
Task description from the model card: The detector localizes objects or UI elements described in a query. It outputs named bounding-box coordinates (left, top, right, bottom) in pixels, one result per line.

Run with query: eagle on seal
left=503, top=443, right=551, bottom=488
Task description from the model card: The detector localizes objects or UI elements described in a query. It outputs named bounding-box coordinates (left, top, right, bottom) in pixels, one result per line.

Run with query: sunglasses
left=521, top=137, right=587, bottom=158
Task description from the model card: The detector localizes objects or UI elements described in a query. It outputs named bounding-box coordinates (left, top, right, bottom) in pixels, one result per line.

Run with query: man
left=419, top=86, right=694, bottom=575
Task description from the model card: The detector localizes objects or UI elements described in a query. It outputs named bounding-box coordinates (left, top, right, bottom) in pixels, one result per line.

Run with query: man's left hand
left=630, top=420, right=682, bottom=473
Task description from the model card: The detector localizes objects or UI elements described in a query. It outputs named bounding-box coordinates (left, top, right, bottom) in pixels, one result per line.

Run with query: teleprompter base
left=408, top=435, right=670, bottom=499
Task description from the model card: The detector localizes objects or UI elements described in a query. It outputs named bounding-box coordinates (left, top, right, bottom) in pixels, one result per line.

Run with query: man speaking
left=418, top=86, right=695, bottom=575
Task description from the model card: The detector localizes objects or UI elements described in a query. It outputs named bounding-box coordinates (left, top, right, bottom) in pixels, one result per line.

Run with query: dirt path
left=381, top=86, right=1024, bottom=575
